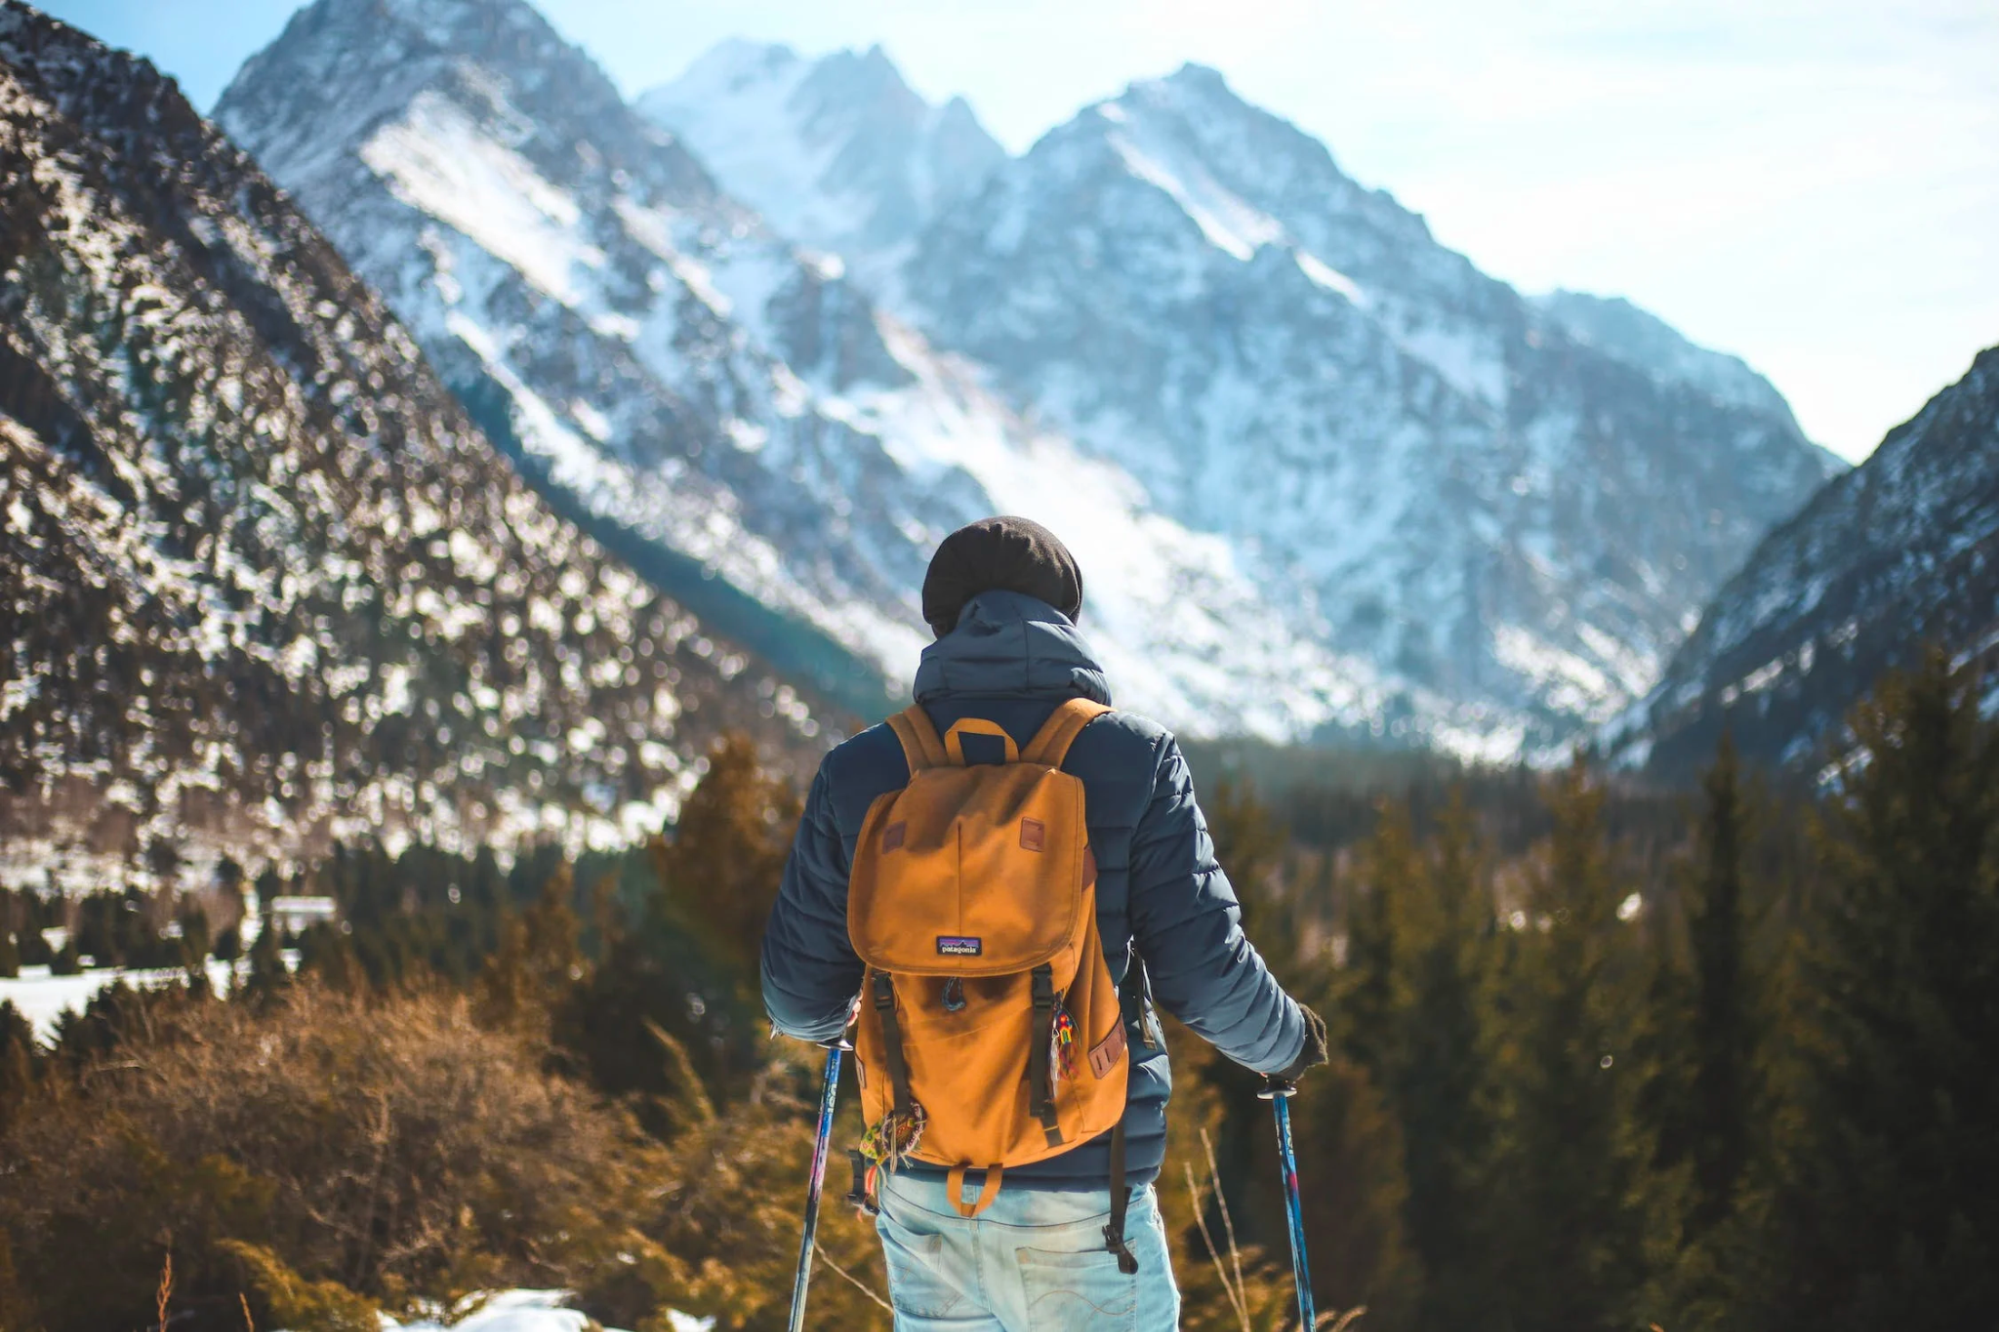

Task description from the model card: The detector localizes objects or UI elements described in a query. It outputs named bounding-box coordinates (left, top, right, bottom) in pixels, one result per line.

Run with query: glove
left=1273, top=1003, right=1329, bottom=1083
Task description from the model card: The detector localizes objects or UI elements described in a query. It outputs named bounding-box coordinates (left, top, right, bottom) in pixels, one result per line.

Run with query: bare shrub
left=0, top=982, right=668, bottom=1330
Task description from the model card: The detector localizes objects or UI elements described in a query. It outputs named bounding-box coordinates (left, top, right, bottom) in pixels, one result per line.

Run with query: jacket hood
left=913, top=591, right=1113, bottom=705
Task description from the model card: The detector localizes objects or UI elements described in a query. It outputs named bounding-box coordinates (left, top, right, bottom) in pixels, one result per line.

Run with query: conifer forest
left=3, top=655, right=1995, bottom=1328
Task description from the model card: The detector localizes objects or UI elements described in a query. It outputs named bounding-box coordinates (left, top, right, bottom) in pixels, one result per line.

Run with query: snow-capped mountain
left=1611, top=345, right=1999, bottom=778
left=635, top=45, right=1842, bottom=753
left=892, top=64, right=1844, bottom=752
left=216, top=0, right=1405, bottom=745
left=0, top=1, right=820, bottom=890
left=638, top=40, right=1003, bottom=294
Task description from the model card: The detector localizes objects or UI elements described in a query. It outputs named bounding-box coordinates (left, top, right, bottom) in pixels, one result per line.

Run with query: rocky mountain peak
left=638, top=38, right=1004, bottom=280
left=220, top=0, right=1377, bottom=744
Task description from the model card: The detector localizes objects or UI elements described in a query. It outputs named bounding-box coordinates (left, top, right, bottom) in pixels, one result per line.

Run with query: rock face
left=216, top=0, right=1397, bottom=744
left=648, top=47, right=1844, bottom=755
left=1613, top=346, right=1999, bottom=778
left=0, top=1, right=822, bottom=890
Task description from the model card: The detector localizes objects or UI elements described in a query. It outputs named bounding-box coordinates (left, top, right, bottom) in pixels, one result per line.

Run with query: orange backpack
left=847, top=697, right=1140, bottom=1264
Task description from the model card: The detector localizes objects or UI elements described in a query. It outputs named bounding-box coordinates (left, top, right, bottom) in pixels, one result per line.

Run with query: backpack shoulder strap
left=885, top=704, right=949, bottom=773
left=1021, top=698, right=1112, bottom=768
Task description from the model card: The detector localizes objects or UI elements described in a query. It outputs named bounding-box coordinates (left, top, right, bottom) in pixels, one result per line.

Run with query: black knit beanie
left=921, top=516, right=1084, bottom=638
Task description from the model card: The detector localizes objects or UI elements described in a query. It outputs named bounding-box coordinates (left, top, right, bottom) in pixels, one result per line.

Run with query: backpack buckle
left=845, top=1148, right=879, bottom=1216
left=1103, top=1222, right=1140, bottom=1275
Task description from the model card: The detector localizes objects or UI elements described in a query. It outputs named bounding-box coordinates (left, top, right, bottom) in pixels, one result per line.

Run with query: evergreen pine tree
left=1764, top=651, right=1999, bottom=1325
left=476, top=863, right=583, bottom=1033
left=0, top=1000, right=36, bottom=1135
left=1392, top=788, right=1497, bottom=1327
left=1682, top=734, right=1762, bottom=1226
left=241, top=912, right=291, bottom=1005
left=1634, top=731, right=1774, bottom=1326
left=1205, top=773, right=1290, bottom=944
left=653, top=734, right=800, bottom=975
left=1489, top=756, right=1650, bottom=1328
left=1339, top=799, right=1414, bottom=1081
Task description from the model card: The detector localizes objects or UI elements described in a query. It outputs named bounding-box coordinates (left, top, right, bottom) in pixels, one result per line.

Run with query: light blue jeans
left=874, top=1171, right=1181, bottom=1331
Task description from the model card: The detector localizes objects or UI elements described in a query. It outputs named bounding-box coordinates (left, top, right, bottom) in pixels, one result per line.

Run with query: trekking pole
left=1260, top=1076, right=1316, bottom=1332
left=788, top=1034, right=850, bottom=1332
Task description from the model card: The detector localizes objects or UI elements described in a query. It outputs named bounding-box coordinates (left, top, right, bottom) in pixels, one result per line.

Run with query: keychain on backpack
left=1050, top=1001, right=1077, bottom=1086
left=859, top=1101, right=927, bottom=1170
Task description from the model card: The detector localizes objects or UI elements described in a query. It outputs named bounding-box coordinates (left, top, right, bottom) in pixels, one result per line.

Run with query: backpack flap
left=849, top=710, right=1097, bottom=979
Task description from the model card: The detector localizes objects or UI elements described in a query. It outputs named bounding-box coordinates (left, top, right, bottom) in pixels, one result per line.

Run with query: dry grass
left=0, top=982, right=671, bottom=1329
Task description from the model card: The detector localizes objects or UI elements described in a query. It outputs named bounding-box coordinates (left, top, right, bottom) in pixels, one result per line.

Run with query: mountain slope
left=216, top=0, right=1398, bottom=744
left=1531, top=290, right=1811, bottom=427
left=0, top=1, right=821, bottom=890
left=894, top=64, right=1844, bottom=751
left=1612, top=345, right=1999, bottom=777
left=638, top=39, right=1003, bottom=293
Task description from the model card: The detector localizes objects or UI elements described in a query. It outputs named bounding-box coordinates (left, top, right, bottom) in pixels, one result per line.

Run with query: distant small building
left=267, top=896, right=338, bottom=935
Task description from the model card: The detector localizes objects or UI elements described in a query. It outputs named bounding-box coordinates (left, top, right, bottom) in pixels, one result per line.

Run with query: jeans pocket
left=879, top=1220, right=965, bottom=1322
left=1016, top=1242, right=1138, bottom=1331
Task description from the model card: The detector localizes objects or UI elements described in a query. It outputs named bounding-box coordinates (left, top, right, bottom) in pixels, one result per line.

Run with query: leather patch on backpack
left=881, top=821, right=906, bottom=852
left=1088, top=1021, right=1127, bottom=1079
left=1020, top=818, right=1046, bottom=851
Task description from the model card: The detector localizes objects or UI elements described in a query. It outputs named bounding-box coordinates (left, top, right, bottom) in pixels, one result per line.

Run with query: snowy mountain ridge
left=1530, top=290, right=1806, bottom=426
left=218, top=0, right=1412, bottom=747
left=1609, top=343, right=1999, bottom=777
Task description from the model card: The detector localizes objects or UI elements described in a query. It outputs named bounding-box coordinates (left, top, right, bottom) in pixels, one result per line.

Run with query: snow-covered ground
left=384, top=1287, right=710, bottom=1332
left=0, top=953, right=300, bottom=1043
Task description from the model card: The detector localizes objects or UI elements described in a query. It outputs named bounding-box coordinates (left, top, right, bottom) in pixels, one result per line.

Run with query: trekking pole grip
left=1258, top=1075, right=1298, bottom=1100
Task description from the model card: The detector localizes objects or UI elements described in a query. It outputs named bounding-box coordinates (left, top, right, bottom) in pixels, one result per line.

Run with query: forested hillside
left=0, top=2, right=826, bottom=895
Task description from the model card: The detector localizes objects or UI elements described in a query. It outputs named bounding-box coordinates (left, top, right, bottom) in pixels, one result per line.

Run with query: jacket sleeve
left=1126, top=734, right=1306, bottom=1075
left=760, top=761, right=863, bottom=1043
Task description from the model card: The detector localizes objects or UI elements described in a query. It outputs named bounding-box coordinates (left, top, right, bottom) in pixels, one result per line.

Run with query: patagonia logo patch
left=936, top=936, right=983, bottom=957
left=1020, top=818, right=1046, bottom=851
left=881, top=821, right=906, bottom=852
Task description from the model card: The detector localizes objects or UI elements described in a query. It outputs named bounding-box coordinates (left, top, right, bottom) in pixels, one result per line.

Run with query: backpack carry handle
left=942, top=717, right=1019, bottom=766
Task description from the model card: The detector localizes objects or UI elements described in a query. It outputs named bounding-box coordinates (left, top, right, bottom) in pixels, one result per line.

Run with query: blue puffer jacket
left=760, top=590, right=1306, bottom=1190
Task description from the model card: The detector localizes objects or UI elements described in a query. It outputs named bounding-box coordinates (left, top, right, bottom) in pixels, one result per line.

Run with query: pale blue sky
left=37, top=0, right=1999, bottom=462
